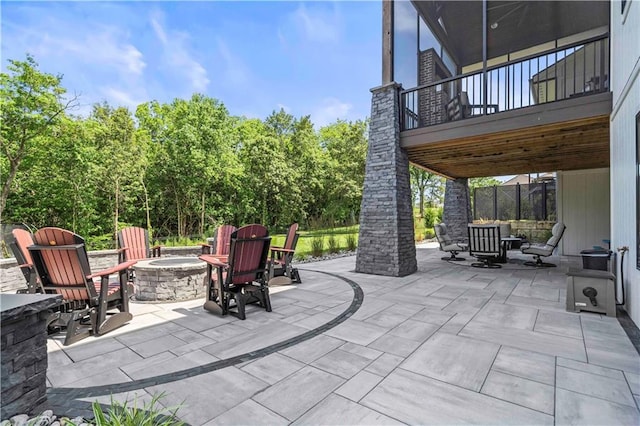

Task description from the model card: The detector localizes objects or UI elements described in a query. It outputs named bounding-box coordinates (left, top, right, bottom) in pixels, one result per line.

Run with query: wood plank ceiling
left=405, top=115, right=610, bottom=178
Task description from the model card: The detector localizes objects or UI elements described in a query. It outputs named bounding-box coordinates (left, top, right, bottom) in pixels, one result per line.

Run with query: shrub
left=346, top=234, right=358, bottom=251
left=424, top=229, right=435, bottom=239
left=311, top=236, right=324, bottom=257
left=423, top=207, right=443, bottom=228
left=89, top=393, right=184, bottom=426
left=327, top=235, right=339, bottom=254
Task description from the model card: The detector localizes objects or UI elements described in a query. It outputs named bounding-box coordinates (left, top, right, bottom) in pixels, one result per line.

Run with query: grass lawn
left=270, top=225, right=359, bottom=259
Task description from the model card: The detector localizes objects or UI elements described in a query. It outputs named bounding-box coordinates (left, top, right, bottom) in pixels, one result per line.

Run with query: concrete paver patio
left=43, top=244, right=640, bottom=425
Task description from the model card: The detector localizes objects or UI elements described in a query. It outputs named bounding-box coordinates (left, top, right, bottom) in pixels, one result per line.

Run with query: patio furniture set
left=7, top=223, right=302, bottom=346
left=435, top=221, right=566, bottom=269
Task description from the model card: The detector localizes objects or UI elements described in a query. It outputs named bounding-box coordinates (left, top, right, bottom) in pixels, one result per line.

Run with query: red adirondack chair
left=9, top=228, right=42, bottom=293
left=29, top=227, right=135, bottom=345
left=200, top=224, right=237, bottom=261
left=199, top=224, right=272, bottom=320
left=268, top=223, right=301, bottom=284
left=117, top=226, right=161, bottom=262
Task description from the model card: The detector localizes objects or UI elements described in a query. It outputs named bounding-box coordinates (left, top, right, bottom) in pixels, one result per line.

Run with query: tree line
left=1, top=56, right=368, bottom=247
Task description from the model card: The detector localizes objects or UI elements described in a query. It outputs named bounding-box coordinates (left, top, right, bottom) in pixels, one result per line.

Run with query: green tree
left=318, top=120, right=368, bottom=224
left=0, top=55, right=77, bottom=219
left=410, top=165, right=445, bottom=216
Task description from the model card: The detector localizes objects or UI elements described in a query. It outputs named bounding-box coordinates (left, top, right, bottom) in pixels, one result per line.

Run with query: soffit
left=412, top=1, right=610, bottom=68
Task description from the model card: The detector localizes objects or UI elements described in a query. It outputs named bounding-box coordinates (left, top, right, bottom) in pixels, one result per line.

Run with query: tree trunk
left=114, top=179, right=120, bottom=248
left=142, top=179, right=151, bottom=232
left=0, top=157, right=20, bottom=221
left=200, top=192, right=205, bottom=236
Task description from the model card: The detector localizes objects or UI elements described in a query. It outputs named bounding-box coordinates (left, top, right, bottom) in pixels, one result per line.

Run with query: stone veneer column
left=1, top=294, right=62, bottom=419
left=443, top=178, right=472, bottom=243
left=356, top=83, right=417, bottom=277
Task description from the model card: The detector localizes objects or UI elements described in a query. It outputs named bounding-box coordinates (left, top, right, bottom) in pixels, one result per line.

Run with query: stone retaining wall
left=1, top=247, right=201, bottom=294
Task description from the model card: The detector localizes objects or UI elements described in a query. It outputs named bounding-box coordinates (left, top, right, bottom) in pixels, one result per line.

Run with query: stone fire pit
left=134, top=257, right=207, bottom=302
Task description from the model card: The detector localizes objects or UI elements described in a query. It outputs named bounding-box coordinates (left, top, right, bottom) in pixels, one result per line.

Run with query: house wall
left=610, top=0, right=640, bottom=323
left=557, top=168, right=611, bottom=256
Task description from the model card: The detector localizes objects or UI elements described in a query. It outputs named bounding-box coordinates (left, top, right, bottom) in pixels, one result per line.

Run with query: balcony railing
left=400, top=35, right=609, bottom=131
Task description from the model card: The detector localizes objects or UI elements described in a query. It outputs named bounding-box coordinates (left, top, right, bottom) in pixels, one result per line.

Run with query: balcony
left=401, top=36, right=609, bottom=131
left=394, top=1, right=612, bottom=179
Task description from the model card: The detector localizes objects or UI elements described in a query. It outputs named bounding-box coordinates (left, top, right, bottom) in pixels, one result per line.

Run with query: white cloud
left=216, top=38, right=250, bottom=87
left=150, top=10, right=210, bottom=93
left=25, top=25, right=146, bottom=78
left=276, top=103, right=291, bottom=113
left=311, top=98, right=353, bottom=127
left=100, top=87, right=143, bottom=110
left=280, top=3, right=342, bottom=45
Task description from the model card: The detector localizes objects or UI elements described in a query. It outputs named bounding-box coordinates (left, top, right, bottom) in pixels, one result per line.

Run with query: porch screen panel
left=496, top=185, right=517, bottom=221
left=546, top=181, right=557, bottom=222
left=474, top=186, right=495, bottom=220
left=520, top=183, right=544, bottom=221
left=393, top=0, right=418, bottom=89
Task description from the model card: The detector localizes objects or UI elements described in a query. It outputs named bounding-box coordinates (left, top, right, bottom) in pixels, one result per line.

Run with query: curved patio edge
left=46, top=269, right=363, bottom=402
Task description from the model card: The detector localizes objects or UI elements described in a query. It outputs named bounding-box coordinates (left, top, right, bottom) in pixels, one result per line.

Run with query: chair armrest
left=87, top=260, right=137, bottom=279
left=17, top=262, right=33, bottom=269
left=199, top=255, right=228, bottom=268
left=117, top=247, right=129, bottom=253
left=270, top=247, right=295, bottom=254
left=520, top=242, right=532, bottom=251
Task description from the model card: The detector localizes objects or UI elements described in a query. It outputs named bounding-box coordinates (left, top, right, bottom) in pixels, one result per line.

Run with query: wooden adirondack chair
left=117, top=226, right=161, bottom=262
left=29, top=227, right=136, bottom=345
left=199, top=224, right=272, bottom=320
left=268, top=223, right=301, bottom=284
left=9, top=228, right=42, bottom=293
left=200, top=224, right=237, bottom=261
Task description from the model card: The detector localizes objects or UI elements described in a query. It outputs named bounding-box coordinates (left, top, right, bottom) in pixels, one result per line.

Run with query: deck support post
left=356, top=82, right=417, bottom=277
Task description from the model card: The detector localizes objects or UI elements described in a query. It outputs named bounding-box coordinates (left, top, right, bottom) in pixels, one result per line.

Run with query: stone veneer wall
left=443, top=178, right=472, bottom=244
left=1, top=294, right=62, bottom=420
left=356, top=83, right=417, bottom=277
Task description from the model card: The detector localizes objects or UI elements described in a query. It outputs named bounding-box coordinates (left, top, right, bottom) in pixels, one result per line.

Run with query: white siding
left=610, top=0, right=640, bottom=323
left=558, top=169, right=610, bottom=256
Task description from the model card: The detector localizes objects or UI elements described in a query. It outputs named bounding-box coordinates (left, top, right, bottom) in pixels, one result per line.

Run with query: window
left=636, top=111, right=640, bottom=268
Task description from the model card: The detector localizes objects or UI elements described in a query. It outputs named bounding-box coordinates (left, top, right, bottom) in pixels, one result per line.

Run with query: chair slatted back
left=214, top=225, right=237, bottom=256
left=118, top=227, right=150, bottom=261
left=10, top=229, right=35, bottom=282
left=283, top=223, right=299, bottom=250
left=30, top=227, right=93, bottom=301
left=468, top=225, right=501, bottom=256
left=227, top=224, right=271, bottom=285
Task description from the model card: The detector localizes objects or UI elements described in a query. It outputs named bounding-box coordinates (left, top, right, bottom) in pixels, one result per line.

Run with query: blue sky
left=1, top=1, right=382, bottom=127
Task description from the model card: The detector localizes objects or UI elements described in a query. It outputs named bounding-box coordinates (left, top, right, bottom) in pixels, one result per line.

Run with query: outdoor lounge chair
left=9, top=228, right=42, bottom=293
left=268, top=222, right=301, bottom=284
left=29, top=227, right=135, bottom=345
left=199, top=224, right=272, bottom=320
left=117, top=226, right=161, bottom=262
left=468, top=224, right=502, bottom=268
left=521, top=222, right=566, bottom=267
left=200, top=224, right=237, bottom=260
left=434, top=223, right=467, bottom=261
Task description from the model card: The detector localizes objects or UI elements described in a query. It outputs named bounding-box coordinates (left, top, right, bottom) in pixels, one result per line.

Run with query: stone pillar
left=1, top=294, right=62, bottom=419
left=356, top=83, right=417, bottom=277
left=418, top=49, right=448, bottom=126
left=443, top=178, right=472, bottom=243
